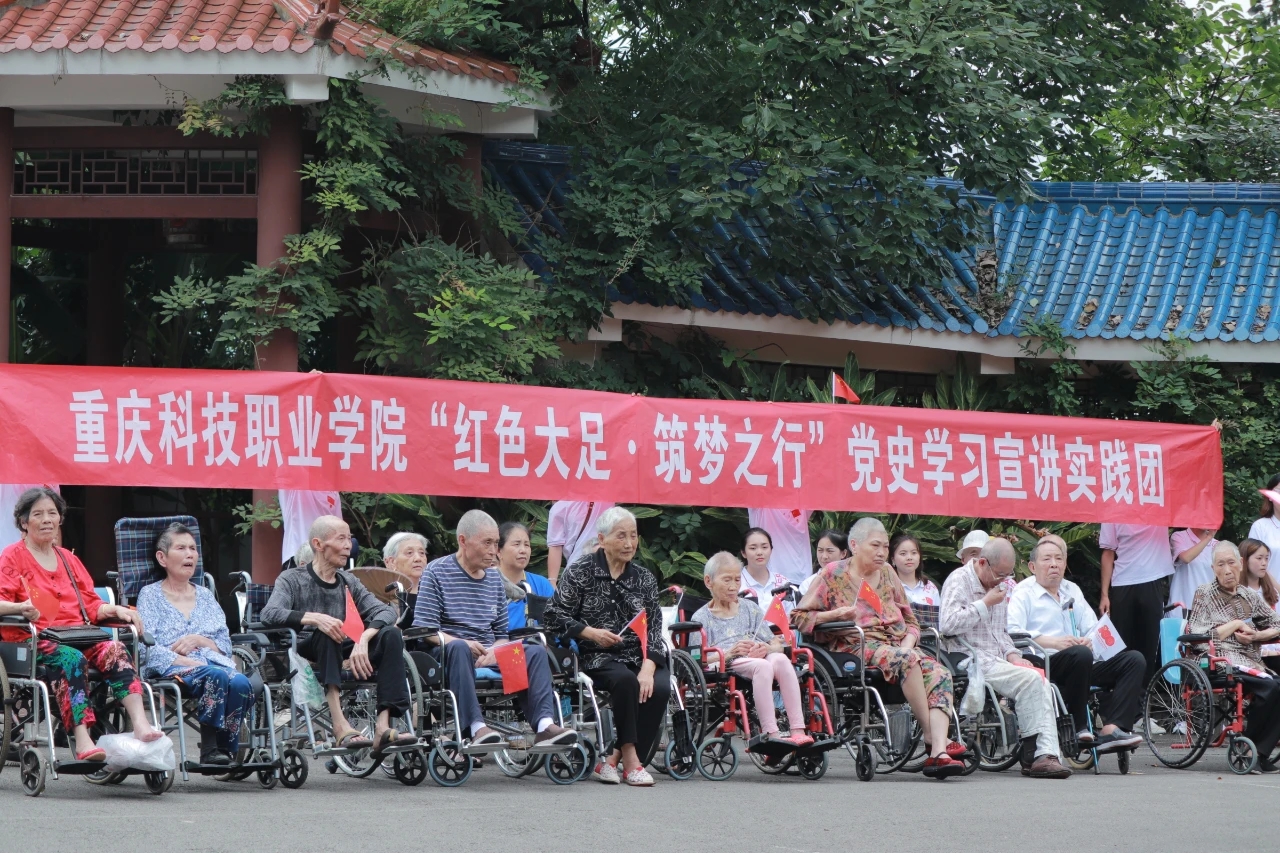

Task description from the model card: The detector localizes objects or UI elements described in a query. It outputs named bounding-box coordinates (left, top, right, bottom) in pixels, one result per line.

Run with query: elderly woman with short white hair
left=383, top=531, right=429, bottom=627
left=543, top=506, right=670, bottom=786
left=692, top=552, right=812, bottom=746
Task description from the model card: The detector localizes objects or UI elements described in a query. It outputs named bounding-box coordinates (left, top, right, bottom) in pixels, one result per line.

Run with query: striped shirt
left=413, top=554, right=508, bottom=645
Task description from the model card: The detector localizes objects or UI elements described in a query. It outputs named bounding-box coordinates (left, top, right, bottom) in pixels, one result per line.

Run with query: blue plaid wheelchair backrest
left=911, top=602, right=940, bottom=631
left=114, top=515, right=206, bottom=603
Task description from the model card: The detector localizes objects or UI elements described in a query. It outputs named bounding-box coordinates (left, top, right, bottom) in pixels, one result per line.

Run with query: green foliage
left=923, top=356, right=990, bottom=412
left=805, top=353, right=897, bottom=407
left=1005, top=318, right=1084, bottom=416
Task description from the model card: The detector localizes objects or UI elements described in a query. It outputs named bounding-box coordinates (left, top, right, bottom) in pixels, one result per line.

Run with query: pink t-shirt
left=748, top=508, right=813, bottom=585
left=547, top=501, right=615, bottom=568
left=279, top=490, right=341, bottom=563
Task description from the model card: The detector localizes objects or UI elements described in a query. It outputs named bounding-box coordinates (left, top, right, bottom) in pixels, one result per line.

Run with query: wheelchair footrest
left=185, top=760, right=275, bottom=774
left=746, top=735, right=799, bottom=759
left=55, top=760, right=128, bottom=776
left=796, top=737, right=841, bottom=756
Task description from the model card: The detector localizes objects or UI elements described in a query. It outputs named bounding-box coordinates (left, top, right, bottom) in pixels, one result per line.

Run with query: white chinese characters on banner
left=842, top=423, right=1166, bottom=509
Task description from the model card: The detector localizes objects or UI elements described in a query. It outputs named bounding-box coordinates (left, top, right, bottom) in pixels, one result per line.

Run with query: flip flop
left=369, top=729, right=397, bottom=760
left=336, top=731, right=374, bottom=750
left=76, top=747, right=107, bottom=762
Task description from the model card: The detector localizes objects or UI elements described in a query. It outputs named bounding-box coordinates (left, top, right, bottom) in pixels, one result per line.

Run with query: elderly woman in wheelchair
left=0, top=487, right=160, bottom=764
left=136, top=522, right=252, bottom=767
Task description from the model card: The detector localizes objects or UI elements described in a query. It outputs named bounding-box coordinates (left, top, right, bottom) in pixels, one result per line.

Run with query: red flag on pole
left=764, top=594, right=794, bottom=645
left=493, top=641, right=530, bottom=694
left=625, top=609, right=649, bottom=659
left=831, top=372, right=860, bottom=404
left=341, top=589, right=365, bottom=642
left=857, top=580, right=883, bottom=615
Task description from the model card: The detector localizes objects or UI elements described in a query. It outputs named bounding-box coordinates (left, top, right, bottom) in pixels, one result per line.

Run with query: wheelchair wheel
left=872, top=705, right=918, bottom=773
left=1117, top=748, right=1130, bottom=775
left=1144, top=659, right=1213, bottom=769
left=20, top=748, right=46, bottom=797
left=695, top=735, right=738, bottom=781
left=545, top=742, right=591, bottom=785
left=669, top=649, right=709, bottom=745
left=428, top=741, right=473, bottom=787
left=143, top=769, right=174, bottom=795
left=1229, top=736, right=1259, bottom=775
left=854, top=740, right=874, bottom=781
left=393, top=749, right=429, bottom=786
left=974, top=699, right=1021, bottom=772
left=797, top=750, right=828, bottom=781
left=664, top=738, right=696, bottom=780
left=0, top=658, right=9, bottom=776
left=279, top=747, right=309, bottom=789
left=252, top=748, right=278, bottom=789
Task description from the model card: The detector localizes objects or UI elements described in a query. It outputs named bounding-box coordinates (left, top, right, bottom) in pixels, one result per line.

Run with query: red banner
left=0, top=364, right=1222, bottom=526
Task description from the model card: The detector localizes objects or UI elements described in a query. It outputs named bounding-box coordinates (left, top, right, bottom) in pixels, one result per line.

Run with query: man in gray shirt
left=261, top=515, right=413, bottom=754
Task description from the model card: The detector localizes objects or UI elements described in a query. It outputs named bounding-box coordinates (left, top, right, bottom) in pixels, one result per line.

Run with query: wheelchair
left=232, top=571, right=436, bottom=788
left=0, top=614, right=168, bottom=796
left=109, top=515, right=284, bottom=789
left=1143, top=607, right=1274, bottom=775
left=666, top=587, right=838, bottom=781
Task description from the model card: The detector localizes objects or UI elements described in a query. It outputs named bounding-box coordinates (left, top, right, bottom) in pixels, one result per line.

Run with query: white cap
left=956, top=530, right=990, bottom=560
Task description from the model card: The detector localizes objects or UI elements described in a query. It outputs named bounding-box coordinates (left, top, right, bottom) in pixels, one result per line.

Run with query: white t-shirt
left=279, top=490, right=341, bottom=564
left=740, top=568, right=795, bottom=615
left=747, top=508, right=813, bottom=585
left=1168, top=529, right=1217, bottom=611
left=1246, top=516, right=1280, bottom=584
left=1007, top=576, right=1098, bottom=656
left=547, top=501, right=615, bottom=568
left=901, top=577, right=941, bottom=607
left=1097, top=524, right=1174, bottom=587
left=0, top=484, right=59, bottom=550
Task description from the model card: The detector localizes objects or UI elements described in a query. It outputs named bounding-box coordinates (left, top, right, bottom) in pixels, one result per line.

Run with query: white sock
left=470, top=721, right=487, bottom=737
left=537, top=717, right=554, bottom=733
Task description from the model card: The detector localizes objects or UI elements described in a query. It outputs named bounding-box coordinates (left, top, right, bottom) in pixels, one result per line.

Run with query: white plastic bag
left=98, top=733, right=176, bottom=772
left=958, top=656, right=986, bottom=717
left=289, top=648, right=326, bottom=710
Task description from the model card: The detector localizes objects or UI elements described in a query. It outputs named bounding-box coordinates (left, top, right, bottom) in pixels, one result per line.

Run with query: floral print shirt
left=136, top=582, right=236, bottom=678
left=792, top=560, right=920, bottom=652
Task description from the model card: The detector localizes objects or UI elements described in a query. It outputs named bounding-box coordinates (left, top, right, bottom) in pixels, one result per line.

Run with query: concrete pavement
left=0, top=746, right=1273, bottom=853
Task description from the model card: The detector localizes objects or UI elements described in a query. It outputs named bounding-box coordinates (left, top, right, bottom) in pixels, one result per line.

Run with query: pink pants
left=730, top=653, right=804, bottom=735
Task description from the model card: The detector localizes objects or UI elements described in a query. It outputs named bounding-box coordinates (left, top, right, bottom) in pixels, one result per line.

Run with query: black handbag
left=37, top=549, right=108, bottom=648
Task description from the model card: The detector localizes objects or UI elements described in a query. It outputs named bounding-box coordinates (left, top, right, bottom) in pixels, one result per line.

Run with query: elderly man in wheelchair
left=1180, top=541, right=1280, bottom=773
left=412, top=510, right=577, bottom=754
left=259, top=515, right=417, bottom=758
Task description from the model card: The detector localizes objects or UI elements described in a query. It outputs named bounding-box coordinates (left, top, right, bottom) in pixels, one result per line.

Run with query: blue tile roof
left=485, top=141, right=1280, bottom=343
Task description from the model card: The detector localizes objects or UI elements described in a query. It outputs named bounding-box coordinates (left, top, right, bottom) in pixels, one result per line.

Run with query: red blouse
left=0, top=542, right=105, bottom=642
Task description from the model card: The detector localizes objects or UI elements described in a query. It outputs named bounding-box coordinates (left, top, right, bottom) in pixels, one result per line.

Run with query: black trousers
left=1044, top=645, right=1146, bottom=732
left=586, top=660, right=671, bottom=754
left=1236, top=673, right=1280, bottom=763
left=1109, top=576, right=1169, bottom=683
left=299, top=625, right=410, bottom=716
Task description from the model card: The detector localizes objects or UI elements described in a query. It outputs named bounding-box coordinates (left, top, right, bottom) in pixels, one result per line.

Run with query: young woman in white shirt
left=891, top=534, right=940, bottom=608
left=1248, top=475, right=1280, bottom=582
left=740, top=528, right=793, bottom=612
left=1240, top=538, right=1280, bottom=671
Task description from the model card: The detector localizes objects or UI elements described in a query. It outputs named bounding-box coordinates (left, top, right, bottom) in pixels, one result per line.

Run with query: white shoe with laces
left=592, top=761, right=620, bottom=784
left=623, top=766, right=655, bottom=787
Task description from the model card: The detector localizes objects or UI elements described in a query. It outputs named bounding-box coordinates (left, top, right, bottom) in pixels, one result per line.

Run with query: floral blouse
left=792, top=560, right=920, bottom=653
left=0, top=543, right=105, bottom=642
left=543, top=549, right=669, bottom=671
left=136, top=582, right=236, bottom=678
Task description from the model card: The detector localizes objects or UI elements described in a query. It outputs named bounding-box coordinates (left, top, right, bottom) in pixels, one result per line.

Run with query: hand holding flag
left=764, top=594, right=794, bottom=646
left=20, top=577, right=56, bottom=623
left=493, top=641, right=530, bottom=694
left=625, top=608, right=649, bottom=659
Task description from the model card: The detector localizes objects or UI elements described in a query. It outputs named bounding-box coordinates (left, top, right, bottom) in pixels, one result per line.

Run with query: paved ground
left=1, top=744, right=1275, bottom=853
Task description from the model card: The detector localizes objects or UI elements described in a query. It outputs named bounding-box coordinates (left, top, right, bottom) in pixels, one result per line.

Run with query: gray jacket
left=259, top=564, right=396, bottom=632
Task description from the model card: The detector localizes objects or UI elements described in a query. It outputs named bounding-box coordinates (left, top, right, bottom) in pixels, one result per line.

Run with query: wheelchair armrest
left=384, top=582, right=404, bottom=595
left=0, top=614, right=30, bottom=625
left=99, top=622, right=155, bottom=646
left=818, top=621, right=859, bottom=632
left=230, top=632, right=271, bottom=648
left=668, top=621, right=702, bottom=635
left=508, top=627, right=546, bottom=643
left=1178, top=633, right=1212, bottom=644
left=403, top=626, right=441, bottom=643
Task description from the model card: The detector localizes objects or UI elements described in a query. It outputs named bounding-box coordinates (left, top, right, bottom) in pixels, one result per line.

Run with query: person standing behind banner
left=546, top=501, right=614, bottom=585
left=1099, top=524, right=1174, bottom=683
left=802, top=530, right=851, bottom=596
left=748, top=508, right=813, bottom=585
left=1169, top=527, right=1217, bottom=611
left=740, top=528, right=795, bottom=615
left=1247, top=475, right=1280, bottom=583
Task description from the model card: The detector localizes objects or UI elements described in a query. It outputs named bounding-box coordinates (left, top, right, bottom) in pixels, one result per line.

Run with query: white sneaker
left=623, top=766, right=655, bottom=787
left=591, top=761, right=620, bottom=784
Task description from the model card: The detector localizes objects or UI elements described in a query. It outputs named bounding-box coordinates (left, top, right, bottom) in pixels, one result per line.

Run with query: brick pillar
left=252, top=109, right=303, bottom=583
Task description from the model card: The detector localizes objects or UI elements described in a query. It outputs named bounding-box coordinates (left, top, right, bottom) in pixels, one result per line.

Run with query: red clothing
left=0, top=542, right=104, bottom=642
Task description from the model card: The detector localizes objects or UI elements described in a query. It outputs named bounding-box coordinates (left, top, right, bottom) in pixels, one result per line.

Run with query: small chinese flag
left=494, top=641, right=530, bottom=694
left=831, top=373, right=860, bottom=404
left=764, top=594, right=793, bottom=645
left=341, top=589, right=365, bottom=642
left=20, top=577, right=57, bottom=623
left=857, top=580, right=883, bottom=615
left=625, top=609, right=649, bottom=659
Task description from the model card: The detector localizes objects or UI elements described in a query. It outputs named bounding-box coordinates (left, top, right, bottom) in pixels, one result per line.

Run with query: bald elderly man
left=940, top=537, right=1072, bottom=779
left=260, top=515, right=415, bottom=754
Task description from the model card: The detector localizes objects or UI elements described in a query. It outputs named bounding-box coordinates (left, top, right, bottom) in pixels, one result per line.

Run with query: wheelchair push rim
left=1143, top=659, right=1213, bottom=770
